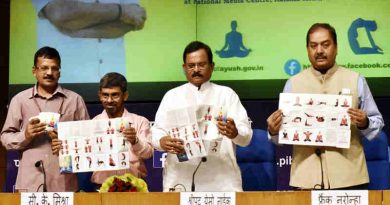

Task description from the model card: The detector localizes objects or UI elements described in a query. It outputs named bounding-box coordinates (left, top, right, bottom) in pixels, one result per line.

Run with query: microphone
left=191, top=157, right=207, bottom=192
left=35, top=160, right=47, bottom=192
left=314, top=149, right=324, bottom=189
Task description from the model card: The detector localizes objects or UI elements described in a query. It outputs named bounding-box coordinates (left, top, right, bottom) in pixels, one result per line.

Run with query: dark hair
left=306, top=23, right=337, bottom=47
left=99, top=72, right=128, bottom=92
left=34, top=46, right=61, bottom=67
left=182, top=41, right=213, bottom=64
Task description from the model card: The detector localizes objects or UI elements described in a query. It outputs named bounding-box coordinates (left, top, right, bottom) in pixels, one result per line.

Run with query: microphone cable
left=169, top=184, right=187, bottom=192
left=35, top=160, right=47, bottom=192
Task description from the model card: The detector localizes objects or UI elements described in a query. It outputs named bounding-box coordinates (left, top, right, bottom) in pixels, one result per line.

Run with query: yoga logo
left=348, top=18, right=383, bottom=55
left=216, top=20, right=251, bottom=58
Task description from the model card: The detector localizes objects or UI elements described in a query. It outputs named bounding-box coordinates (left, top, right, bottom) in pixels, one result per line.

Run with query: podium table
left=0, top=191, right=384, bottom=205
left=384, top=190, right=390, bottom=205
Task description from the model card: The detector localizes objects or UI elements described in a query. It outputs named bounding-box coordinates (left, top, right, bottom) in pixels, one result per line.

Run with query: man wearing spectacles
left=34, top=65, right=60, bottom=73
left=91, top=72, right=153, bottom=188
left=51, top=72, right=153, bottom=191
left=152, top=41, right=252, bottom=191
left=1, top=46, right=90, bottom=192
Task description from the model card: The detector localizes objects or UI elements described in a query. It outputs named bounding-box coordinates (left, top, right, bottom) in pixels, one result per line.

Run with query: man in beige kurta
left=267, top=23, right=384, bottom=189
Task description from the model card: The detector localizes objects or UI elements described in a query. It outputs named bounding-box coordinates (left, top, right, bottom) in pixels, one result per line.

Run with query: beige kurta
left=289, top=65, right=369, bottom=189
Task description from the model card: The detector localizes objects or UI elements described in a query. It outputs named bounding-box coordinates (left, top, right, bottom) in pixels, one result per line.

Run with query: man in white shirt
left=152, top=41, right=252, bottom=192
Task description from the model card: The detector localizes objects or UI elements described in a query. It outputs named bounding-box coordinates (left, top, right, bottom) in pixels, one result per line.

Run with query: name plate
left=180, top=192, right=235, bottom=205
left=311, top=190, right=368, bottom=205
left=21, top=192, right=74, bottom=205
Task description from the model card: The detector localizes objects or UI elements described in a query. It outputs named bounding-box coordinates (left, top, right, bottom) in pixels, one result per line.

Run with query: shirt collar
left=101, top=108, right=129, bottom=118
left=310, top=63, right=339, bottom=81
left=187, top=81, right=212, bottom=92
left=31, top=84, right=66, bottom=99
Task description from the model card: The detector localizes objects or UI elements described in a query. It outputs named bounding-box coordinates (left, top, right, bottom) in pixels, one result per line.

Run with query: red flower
left=108, top=186, right=117, bottom=192
left=114, top=178, right=125, bottom=187
left=107, top=177, right=136, bottom=192
left=130, top=187, right=137, bottom=192
left=100, top=174, right=148, bottom=193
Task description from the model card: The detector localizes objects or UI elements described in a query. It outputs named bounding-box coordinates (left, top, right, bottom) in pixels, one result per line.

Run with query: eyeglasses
left=35, top=66, right=60, bottom=73
left=100, top=93, right=122, bottom=101
left=185, top=62, right=209, bottom=70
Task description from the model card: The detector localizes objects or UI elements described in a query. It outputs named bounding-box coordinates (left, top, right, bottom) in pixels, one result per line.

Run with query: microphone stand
left=42, top=161, right=47, bottom=192
left=315, top=149, right=325, bottom=190
left=191, top=157, right=207, bottom=192
left=35, top=160, right=47, bottom=192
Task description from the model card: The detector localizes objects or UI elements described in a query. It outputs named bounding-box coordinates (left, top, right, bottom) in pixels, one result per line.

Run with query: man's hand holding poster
left=278, top=93, right=352, bottom=148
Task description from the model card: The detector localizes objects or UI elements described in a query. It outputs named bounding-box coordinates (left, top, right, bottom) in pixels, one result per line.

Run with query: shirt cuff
left=268, top=131, right=280, bottom=145
left=131, top=138, right=143, bottom=152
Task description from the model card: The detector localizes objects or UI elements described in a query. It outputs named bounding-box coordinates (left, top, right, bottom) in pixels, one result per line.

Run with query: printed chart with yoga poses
left=57, top=118, right=131, bottom=173
left=166, top=105, right=227, bottom=162
left=278, top=93, right=352, bottom=148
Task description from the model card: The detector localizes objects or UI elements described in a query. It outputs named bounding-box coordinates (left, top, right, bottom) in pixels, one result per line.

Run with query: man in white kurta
left=152, top=41, right=252, bottom=191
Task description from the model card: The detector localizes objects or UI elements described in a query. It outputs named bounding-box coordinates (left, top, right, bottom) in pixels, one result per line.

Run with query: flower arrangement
left=99, top=173, right=148, bottom=193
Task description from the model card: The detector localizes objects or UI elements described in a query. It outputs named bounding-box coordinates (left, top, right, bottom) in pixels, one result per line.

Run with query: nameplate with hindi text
left=21, top=192, right=74, bottom=205
left=311, top=190, right=368, bottom=205
left=180, top=192, right=235, bottom=205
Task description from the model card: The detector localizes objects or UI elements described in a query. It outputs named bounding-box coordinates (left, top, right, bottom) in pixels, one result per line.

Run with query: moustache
left=43, top=76, right=55, bottom=80
left=104, top=105, right=116, bottom=110
left=192, top=72, right=203, bottom=78
left=315, top=55, right=327, bottom=60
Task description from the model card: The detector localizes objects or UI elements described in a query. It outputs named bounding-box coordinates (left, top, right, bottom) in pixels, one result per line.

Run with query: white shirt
left=152, top=81, right=252, bottom=192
